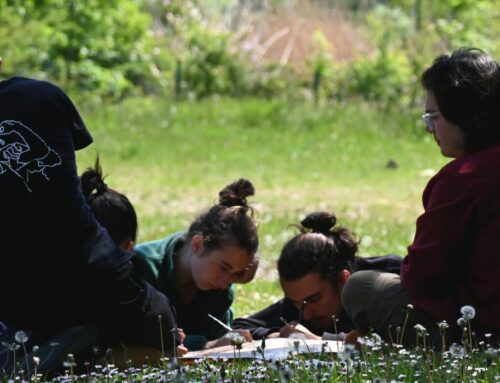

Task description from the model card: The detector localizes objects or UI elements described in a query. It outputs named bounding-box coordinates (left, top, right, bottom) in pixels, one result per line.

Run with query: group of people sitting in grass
left=1, top=46, right=500, bottom=374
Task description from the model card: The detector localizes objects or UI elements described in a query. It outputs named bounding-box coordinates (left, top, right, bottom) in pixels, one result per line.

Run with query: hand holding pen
left=278, top=301, right=320, bottom=340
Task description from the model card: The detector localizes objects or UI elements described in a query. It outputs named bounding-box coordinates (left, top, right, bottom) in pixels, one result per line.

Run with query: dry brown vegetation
left=228, top=2, right=372, bottom=68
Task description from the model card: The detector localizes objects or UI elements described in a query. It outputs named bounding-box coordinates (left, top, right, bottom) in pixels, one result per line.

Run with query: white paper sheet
left=182, top=337, right=343, bottom=360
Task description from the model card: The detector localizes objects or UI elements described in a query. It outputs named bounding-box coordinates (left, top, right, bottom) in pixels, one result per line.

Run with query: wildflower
left=438, top=321, right=449, bottom=332
left=14, top=331, right=28, bottom=344
left=338, top=343, right=357, bottom=361
left=168, top=357, right=179, bottom=369
left=449, top=343, right=465, bottom=358
left=358, top=333, right=382, bottom=350
left=485, top=347, right=498, bottom=359
left=457, top=317, right=467, bottom=327
left=406, top=304, right=414, bottom=311
left=33, top=356, right=40, bottom=366
left=413, top=324, right=427, bottom=335
left=460, top=305, right=476, bottom=320
left=63, top=354, right=77, bottom=368
left=225, top=331, right=246, bottom=347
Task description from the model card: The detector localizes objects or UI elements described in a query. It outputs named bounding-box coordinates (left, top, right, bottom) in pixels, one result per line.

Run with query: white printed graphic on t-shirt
left=0, top=120, right=62, bottom=192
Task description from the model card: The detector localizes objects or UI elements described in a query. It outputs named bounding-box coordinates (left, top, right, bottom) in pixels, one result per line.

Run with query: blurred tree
left=0, top=0, right=169, bottom=99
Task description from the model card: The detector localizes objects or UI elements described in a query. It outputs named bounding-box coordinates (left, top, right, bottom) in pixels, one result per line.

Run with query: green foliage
left=324, top=1, right=500, bottom=109
left=2, top=0, right=499, bottom=104
left=308, top=30, right=333, bottom=76
left=183, top=27, right=241, bottom=97
left=0, top=0, right=169, bottom=100
left=329, top=49, right=414, bottom=108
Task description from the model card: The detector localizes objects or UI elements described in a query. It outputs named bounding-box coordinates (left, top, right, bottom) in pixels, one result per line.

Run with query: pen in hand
left=207, top=313, right=233, bottom=332
left=280, top=316, right=292, bottom=327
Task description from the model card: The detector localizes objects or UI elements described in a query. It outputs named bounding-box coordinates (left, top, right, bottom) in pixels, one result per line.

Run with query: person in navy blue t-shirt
left=0, top=74, right=177, bottom=374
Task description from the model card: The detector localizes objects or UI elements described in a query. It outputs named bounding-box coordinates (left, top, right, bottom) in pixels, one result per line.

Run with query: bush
left=0, top=0, right=170, bottom=101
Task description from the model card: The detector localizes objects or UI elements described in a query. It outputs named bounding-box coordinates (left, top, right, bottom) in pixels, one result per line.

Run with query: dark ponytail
left=278, top=211, right=358, bottom=289
left=187, top=178, right=258, bottom=256
left=81, top=156, right=138, bottom=246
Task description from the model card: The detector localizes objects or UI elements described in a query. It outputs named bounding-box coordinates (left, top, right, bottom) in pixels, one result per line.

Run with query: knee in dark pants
left=341, top=270, right=380, bottom=334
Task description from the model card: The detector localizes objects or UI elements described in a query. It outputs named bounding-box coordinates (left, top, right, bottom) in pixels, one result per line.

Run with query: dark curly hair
left=187, top=178, right=259, bottom=257
left=278, top=211, right=359, bottom=290
left=421, top=48, right=500, bottom=151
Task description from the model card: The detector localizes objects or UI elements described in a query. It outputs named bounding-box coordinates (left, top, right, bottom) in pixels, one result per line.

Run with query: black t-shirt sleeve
left=48, top=82, right=92, bottom=150
left=354, top=254, right=403, bottom=275
left=233, top=299, right=299, bottom=339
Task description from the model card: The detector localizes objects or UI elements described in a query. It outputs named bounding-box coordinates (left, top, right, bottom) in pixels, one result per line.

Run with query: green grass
left=76, top=97, right=448, bottom=317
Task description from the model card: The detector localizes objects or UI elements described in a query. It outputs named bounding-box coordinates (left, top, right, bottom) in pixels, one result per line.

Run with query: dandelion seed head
left=413, top=324, right=427, bottom=335
left=224, top=331, right=245, bottom=346
left=63, top=354, right=77, bottom=368
left=449, top=343, right=465, bottom=358
left=438, top=321, right=449, bottom=331
left=14, top=330, right=28, bottom=344
left=460, top=305, right=476, bottom=320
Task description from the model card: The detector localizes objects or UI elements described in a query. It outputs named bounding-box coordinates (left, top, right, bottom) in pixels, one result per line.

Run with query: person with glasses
left=233, top=211, right=402, bottom=341
left=342, top=48, right=500, bottom=347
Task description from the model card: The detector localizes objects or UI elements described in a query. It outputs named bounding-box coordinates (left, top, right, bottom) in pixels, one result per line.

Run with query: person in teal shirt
left=134, top=179, right=259, bottom=351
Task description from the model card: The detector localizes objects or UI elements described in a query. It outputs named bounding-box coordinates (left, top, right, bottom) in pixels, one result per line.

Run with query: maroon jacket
left=401, top=144, right=500, bottom=341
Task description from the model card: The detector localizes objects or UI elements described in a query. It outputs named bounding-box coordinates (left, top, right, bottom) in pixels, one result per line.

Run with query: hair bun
left=219, top=178, right=255, bottom=207
left=81, top=156, right=106, bottom=199
left=301, top=211, right=337, bottom=234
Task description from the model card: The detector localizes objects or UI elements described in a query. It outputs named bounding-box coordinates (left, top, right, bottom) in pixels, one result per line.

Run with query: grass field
left=76, top=97, right=448, bottom=317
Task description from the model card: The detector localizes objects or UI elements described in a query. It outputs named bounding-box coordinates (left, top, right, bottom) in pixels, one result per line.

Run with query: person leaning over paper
left=233, top=211, right=402, bottom=341
left=134, top=179, right=259, bottom=352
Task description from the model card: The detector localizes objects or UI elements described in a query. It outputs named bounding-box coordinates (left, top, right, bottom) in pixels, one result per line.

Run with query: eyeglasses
left=421, top=111, right=440, bottom=132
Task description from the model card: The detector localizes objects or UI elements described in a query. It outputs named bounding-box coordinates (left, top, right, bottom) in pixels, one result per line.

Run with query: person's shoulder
left=1, top=76, right=64, bottom=95
left=134, top=232, right=186, bottom=259
left=441, top=144, right=500, bottom=174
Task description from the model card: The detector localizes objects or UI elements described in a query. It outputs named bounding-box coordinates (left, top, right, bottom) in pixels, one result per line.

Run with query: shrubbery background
left=1, top=0, right=499, bottom=107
